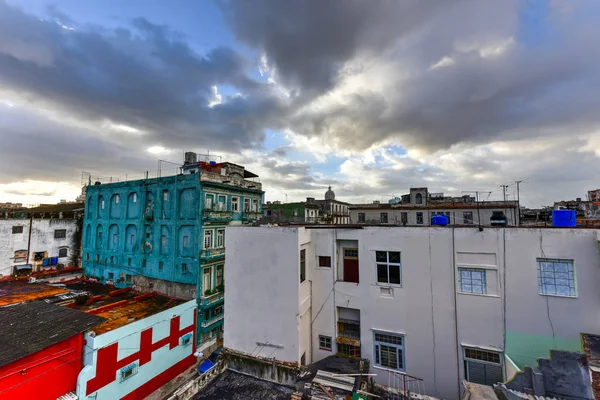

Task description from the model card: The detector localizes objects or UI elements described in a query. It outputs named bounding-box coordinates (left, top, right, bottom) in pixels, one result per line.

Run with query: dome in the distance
left=325, top=186, right=335, bottom=201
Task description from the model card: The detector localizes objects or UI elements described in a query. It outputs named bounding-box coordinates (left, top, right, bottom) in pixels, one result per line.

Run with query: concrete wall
left=224, top=226, right=300, bottom=362
left=77, top=300, right=197, bottom=400
left=0, top=219, right=78, bottom=277
left=133, top=275, right=196, bottom=300
left=224, top=226, right=600, bottom=399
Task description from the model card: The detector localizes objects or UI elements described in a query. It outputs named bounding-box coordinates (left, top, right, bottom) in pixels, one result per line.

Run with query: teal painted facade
left=82, top=170, right=263, bottom=343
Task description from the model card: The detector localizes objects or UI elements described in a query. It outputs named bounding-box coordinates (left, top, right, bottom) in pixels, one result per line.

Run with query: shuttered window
left=463, top=347, right=503, bottom=386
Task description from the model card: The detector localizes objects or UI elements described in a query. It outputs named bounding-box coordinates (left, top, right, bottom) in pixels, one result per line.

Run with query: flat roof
left=0, top=280, right=71, bottom=307
left=0, top=301, right=105, bottom=367
left=193, top=370, right=294, bottom=400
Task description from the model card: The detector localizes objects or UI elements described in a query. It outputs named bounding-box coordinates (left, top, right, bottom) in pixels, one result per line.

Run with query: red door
left=343, top=248, right=359, bottom=283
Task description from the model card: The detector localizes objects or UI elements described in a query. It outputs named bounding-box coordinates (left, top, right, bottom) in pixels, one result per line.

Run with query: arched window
left=416, top=193, right=423, bottom=205
left=96, top=225, right=104, bottom=249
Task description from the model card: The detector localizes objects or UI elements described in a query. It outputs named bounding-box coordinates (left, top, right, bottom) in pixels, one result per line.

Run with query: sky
left=0, top=0, right=599, bottom=207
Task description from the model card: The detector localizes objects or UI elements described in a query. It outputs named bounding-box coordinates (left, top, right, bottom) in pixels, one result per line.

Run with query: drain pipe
left=452, top=227, right=461, bottom=397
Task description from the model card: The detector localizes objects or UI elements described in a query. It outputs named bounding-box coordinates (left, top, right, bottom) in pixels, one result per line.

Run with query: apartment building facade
left=224, top=225, right=600, bottom=399
left=351, top=188, right=519, bottom=226
left=82, top=153, right=263, bottom=348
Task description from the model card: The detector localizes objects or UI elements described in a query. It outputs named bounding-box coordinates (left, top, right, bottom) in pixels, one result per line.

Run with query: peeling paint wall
left=0, top=219, right=78, bottom=277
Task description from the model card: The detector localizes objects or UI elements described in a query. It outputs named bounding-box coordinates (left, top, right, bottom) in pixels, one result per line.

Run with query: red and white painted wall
left=76, top=300, right=197, bottom=400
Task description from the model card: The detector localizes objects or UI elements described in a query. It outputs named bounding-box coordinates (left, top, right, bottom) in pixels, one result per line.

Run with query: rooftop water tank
left=431, top=214, right=449, bottom=226
left=552, top=209, right=576, bottom=227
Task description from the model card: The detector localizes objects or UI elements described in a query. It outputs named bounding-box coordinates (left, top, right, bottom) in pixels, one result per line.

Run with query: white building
left=0, top=219, right=79, bottom=277
left=224, top=225, right=600, bottom=399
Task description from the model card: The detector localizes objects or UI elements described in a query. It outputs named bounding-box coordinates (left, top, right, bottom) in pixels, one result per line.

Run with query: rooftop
left=0, top=280, right=71, bottom=307
left=192, top=370, right=294, bottom=400
left=0, top=301, right=105, bottom=367
left=0, top=279, right=185, bottom=335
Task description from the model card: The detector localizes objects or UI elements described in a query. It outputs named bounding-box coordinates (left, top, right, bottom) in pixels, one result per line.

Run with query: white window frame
left=463, top=346, right=503, bottom=386
left=217, top=229, right=225, bottom=248
left=458, top=268, right=487, bottom=294
left=252, top=199, right=258, bottom=212
left=205, top=194, right=214, bottom=210
left=232, top=197, right=239, bottom=212
left=537, top=258, right=577, bottom=297
left=373, top=331, right=405, bottom=372
left=375, top=251, right=402, bottom=286
left=244, top=198, right=251, bottom=212
left=319, top=335, right=332, bottom=351
left=204, top=230, right=213, bottom=249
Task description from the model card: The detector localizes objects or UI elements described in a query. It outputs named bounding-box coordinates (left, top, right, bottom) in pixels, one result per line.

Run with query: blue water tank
left=209, top=161, right=217, bottom=165
left=431, top=215, right=449, bottom=226
left=552, top=209, right=576, bottom=227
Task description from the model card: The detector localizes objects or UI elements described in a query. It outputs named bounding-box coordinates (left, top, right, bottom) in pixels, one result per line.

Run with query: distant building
left=224, top=225, right=600, bottom=399
left=0, top=202, right=23, bottom=210
left=588, top=189, right=600, bottom=203
left=82, top=152, right=263, bottom=350
left=351, top=187, right=519, bottom=226
left=554, top=196, right=600, bottom=222
left=315, top=186, right=350, bottom=224
left=0, top=203, right=85, bottom=277
left=262, top=197, right=320, bottom=224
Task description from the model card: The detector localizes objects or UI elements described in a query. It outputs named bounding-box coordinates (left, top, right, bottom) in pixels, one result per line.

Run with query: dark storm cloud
left=0, top=0, right=284, bottom=152
left=221, top=0, right=600, bottom=151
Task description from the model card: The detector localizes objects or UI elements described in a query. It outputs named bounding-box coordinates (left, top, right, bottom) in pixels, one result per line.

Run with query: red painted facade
left=0, top=333, right=83, bottom=400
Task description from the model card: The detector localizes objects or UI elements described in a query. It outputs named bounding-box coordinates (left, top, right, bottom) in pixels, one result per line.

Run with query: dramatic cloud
left=0, top=0, right=599, bottom=207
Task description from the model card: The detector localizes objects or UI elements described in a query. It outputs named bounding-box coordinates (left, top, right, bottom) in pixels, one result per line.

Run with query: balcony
left=203, top=206, right=233, bottom=222
left=201, top=313, right=224, bottom=328
left=200, top=247, right=225, bottom=261
left=199, top=291, right=224, bottom=307
left=242, top=211, right=262, bottom=221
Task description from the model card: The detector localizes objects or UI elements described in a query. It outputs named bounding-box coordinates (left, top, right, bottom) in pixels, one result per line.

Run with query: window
left=300, top=249, right=306, bottom=283
left=115, top=194, right=120, bottom=204
left=162, top=235, right=167, bottom=246
left=415, top=193, right=423, bottom=204
left=12, top=226, right=23, bottom=234
left=54, top=229, right=67, bottom=239
left=163, top=190, right=169, bottom=201
left=319, top=335, right=332, bottom=351
left=376, top=251, right=401, bottom=285
left=108, top=272, right=114, bottom=280
left=120, top=362, right=138, bottom=382
left=95, top=254, right=99, bottom=261
left=159, top=261, right=163, bottom=271
left=464, top=347, right=503, bottom=386
left=401, top=212, right=408, bottom=225
left=232, top=197, right=239, bottom=212
left=101, top=199, right=105, bottom=209
left=128, top=258, right=132, bottom=266
left=216, top=265, right=223, bottom=286
left=319, top=256, right=331, bottom=268
left=374, top=332, right=405, bottom=371
left=463, top=211, right=474, bottom=225
left=205, top=194, right=213, bottom=210
left=416, top=212, right=423, bottom=225
left=130, top=234, right=135, bottom=245
left=182, top=263, right=188, bottom=273
left=244, top=198, right=250, bottom=212
left=537, top=258, right=576, bottom=297
left=183, top=235, right=189, bottom=247
left=133, top=192, right=137, bottom=203
left=204, top=230, right=212, bottom=249
left=458, top=268, right=487, bottom=294
left=357, top=213, right=365, bottom=223
left=217, top=229, right=225, bottom=248
left=113, top=233, right=118, bottom=244
left=125, top=274, right=132, bottom=283
left=142, top=259, right=147, bottom=268
left=380, top=213, right=388, bottom=224
left=338, top=343, right=361, bottom=358
left=109, top=256, right=114, bottom=264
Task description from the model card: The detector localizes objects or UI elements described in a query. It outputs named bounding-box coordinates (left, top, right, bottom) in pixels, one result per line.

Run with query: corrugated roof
left=0, top=301, right=105, bottom=367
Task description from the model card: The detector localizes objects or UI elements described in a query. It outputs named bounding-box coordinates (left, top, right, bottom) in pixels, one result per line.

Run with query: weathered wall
left=0, top=218, right=78, bottom=277
left=224, top=226, right=300, bottom=363
left=134, top=275, right=196, bottom=300
left=224, top=226, right=600, bottom=400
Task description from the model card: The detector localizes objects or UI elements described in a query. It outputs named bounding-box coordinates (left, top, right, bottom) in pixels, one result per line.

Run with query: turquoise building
left=82, top=154, right=263, bottom=348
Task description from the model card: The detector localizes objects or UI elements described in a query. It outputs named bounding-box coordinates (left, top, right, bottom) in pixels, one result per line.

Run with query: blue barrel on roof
left=552, top=209, right=576, bottom=227
left=431, top=214, right=449, bottom=226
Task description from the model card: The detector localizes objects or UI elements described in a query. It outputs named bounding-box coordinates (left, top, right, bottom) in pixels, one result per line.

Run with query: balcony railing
left=201, top=314, right=224, bottom=328
left=203, top=206, right=234, bottom=221
left=242, top=211, right=262, bottom=221
left=201, top=248, right=225, bottom=259
left=338, top=329, right=361, bottom=340
left=199, top=291, right=224, bottom=306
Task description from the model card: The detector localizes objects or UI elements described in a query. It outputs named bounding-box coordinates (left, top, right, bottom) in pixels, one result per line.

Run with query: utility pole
left=462, top=191, right=492, bottom=227
left=500, top=184, right=509, bottom=224
left=515, top=180, right=522, bottom=226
